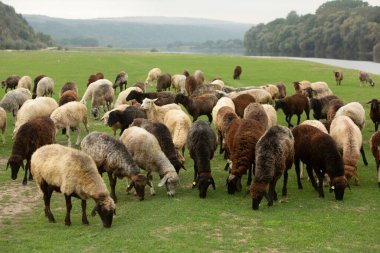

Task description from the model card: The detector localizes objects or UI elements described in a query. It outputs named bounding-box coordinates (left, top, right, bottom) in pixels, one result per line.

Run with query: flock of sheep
left=0, top=66, right=379, bottom=228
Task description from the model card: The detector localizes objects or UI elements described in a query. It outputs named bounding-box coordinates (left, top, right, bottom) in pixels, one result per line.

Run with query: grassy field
left=0, top=50, right=379, bottom=253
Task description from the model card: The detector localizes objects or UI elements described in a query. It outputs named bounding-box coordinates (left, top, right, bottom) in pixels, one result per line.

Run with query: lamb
left=211, top=96, right=235, bottom=126
left=101, top=104, right=130, bottom=135
left=275, top=82, right=287, bottom=99
left=262, top=104, right=277, bottom=128
left=130, top=118, right=185, bottom=174
left=260, top=84, right=279, bottom=100
left=194, top=70, right=205, bottom=86
left=113, top=71, right=128, bottom=92
left=91, top=83, right=115, bottom=119
left=36, top=77, right=54, bottom=97
left=367, top=99, right=380, bottom=131
left=120, top=126, right=180, bottom=196
left=145, top=67, right=162, bottom=87
left=1, top=75, right=20, bottom=92
left=334, top=102, right=365, bottom=130
left=59, top=90, right=78, bottom=106
left=50, top=101, right=89, bottom=147
left=60, top=81, right=77, bottom=96
left=274, top=93, right=310, bottom=127
left=359, top=71, right=375, bottom=87
left=186, top=120, right=217, bottom=198
left=334, top=70, right=343, bottom=85
left=126, top=90, right=176, bottom=106
left=292, top=124, right=348, bottom=200
left=114, top=87, right=143, bottom=107
left=17, top=76, right=32, bottom=90
left=369, top=131, right=380, bottom=187
left=243, top=102, right=269, bottom=130
left=232, top=93, right=256, bottom=118
left=31, top=144, right=116, bottom=227
left=32, top=74, right=46, bottom=98
left=81, top=132, right=149, bottom=202
left=87, top=72, right=104, bottom=86
left=171, top=74, right=186, bottom=94
left=250, top=125, right=294, bottom=210
left=107, top=106, right=146, bottom=135
left=80, top=79, right=112, bottom=104
left=174, top=93, right=218, bottom=122
left=0, top=88, right=32, bottom=120
left=310, top=95, right=338, bottom=120
left=233, top=66, right=242, bottom=80
left=14, top=97, right=58, bottom=135
left=330, top=115, right=365, bottom=185
left=215, top=106, right=239, bottom=155
left=7, top=116, right=55, bottom=185
left=156, top=73, right=172, bottom=92
left=326, top=98, right=344, bottom=123
left=185, top=75, right=199, bottom=95
left=0, top=107, right=6, bottom=144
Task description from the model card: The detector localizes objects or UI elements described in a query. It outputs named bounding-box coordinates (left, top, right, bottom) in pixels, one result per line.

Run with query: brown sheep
left=60, top=81, right=78, bottom=96
left=1, top=75, right=20, bottom=92
left=359, top=71, right=375, bottom=87
left=185, top=75, right=198, bottom=95
left=276, top=82, right=287, bottom=99
left=233, top=66, right=242, bottom=80
left=87, top=72, right=104, bottom=86
left=370, top=131, right=380, bottom=187
left=243, top=102, right=269, bottom=130
left=59, top=90, right=78, bottom=106
left=275, top=93, right=310, bottom=127
left=334, top=70, right=343, bottom=85
left=367, top=99, right=380, bottom=131
left=326, top=98, right=345, bottom=123
left=215, top=106, right=239, bottom=156
left=156, top=73, right=172, bottom=92
left=174, top=93, right=218, bottom=122
left=232, top=93, right=256, bottom=118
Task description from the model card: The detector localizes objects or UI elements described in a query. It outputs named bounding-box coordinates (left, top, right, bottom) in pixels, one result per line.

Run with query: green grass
left=0, top=50, right=379, bottom=253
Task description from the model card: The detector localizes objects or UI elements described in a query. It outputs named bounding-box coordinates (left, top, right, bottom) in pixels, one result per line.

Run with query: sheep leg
left=81, top=200, right=89, bottom=225
left=41, top=181, right=55, bottom=223
left=377, top=167, right=380, bottom=187
left=75, top=126, right=81, bottom=146
left=147, top=172, right=155, bottom=196
left=207, top=114, right=212, bottom=123
left=66, top=126, right=71, bottom=147
left=360, top=145, right=368, bottom=166
left=22, top=162, right=28, bottom=185
left=193, top=162, right=198, bottom=186
left=107, top=172, right=117, bottom=203
left=286, top=114, right=294, bottom=127
left=267, top=181, right=277, bottom=206
left=1, top=128, right=5, bottom=144
left=296, top=114, right=301, bottom=126
left=218, top=130, right=224, bottom=154
left=26, top=160, right=33, bottom=181
left=307, top=165, right=318, bottom=192
left=375, top=123, right=379, bottom=132
left=294, top=157, right=303, bottom=189
left=282, top=170, right=288, bottom=197
left=64, top=195, right=72, bottom=226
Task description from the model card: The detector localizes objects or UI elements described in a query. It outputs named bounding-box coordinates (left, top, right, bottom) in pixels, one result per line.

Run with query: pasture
left=0, top=50, right=379, bottom=252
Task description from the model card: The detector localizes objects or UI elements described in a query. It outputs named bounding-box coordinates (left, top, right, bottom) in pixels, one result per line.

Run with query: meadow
left=0, top=50, right=379, bottom=253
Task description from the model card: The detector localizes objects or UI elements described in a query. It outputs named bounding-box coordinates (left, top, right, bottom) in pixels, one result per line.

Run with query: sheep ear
left=91, top=203, right=99, bottom=217
left=192, top=180, right=198, bottom=189
left=366, top=100, right=372, bottom=104
left=158, top=174, right=168, bottom=187
left=153, top=98, right=158, bottom=102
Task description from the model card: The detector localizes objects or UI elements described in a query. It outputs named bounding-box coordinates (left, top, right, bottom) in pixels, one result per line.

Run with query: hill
left=24, top=15, right=251, bottom=49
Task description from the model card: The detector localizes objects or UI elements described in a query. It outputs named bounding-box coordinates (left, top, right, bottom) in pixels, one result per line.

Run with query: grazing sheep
left=194, top=70, right=205, bottom=86
left=233, top=66, right=242, bottom=80
left=81, top=132, right=149, bottom=202
left=262, top=104, right=277, bottom=128
left=59, top=90, right=78, bottom=106
left=367, top=99, right=380, bottom=131
left=225, top=118, right=266, bottom=194
left=293, top=80, right=311, bottom=94
left=0, top=107, right=6, bottom=144
left=1, top=75, right=20, bottom=92
left=114, top=87, right=143, bottom=107
left=145, top=68, right=162, bottom=87
left=275, top=82, right=287, bottom=99
left=36, top=77, right=54, bottom=97
left=301, top=82, right=333, bottom=99
left=211, top=96, right=235, bottom=126
left=370, top=131, right=380, bottom=187
left=359, top=71, right=375, bottom=87
left=7, top=117, right=55, bottom=185
left=120, top=127, right=180, bottom=196
left=140, top=98, right=181, bottom=123
left=187, top=121, right=217, bottom=198
left=243, top=102, right=269, bottom=130
left=32, top=74, right=46, bottom=98
left=17, top=76, right=32, bottom=90
left=292, top=125, right=347, bottom=200
left=191, top=83, right=224, bottom=96
left=185, top=75, right=199, bottom=96
left=174, top=93, right=218, bottom=122
left=250, top=125, right=294, bottom=210
left=60, top=81, right=77, bottom=96
left=310, top=95, right=338, bottom=120
left=133, top=82, right=145, bottom=92
left=226, top=89, right=273, bottom=104
left=80, top=79, right=112, bottom=104
left=91, top=83, right=115, bottom=119
left=126, top=90, right=176, bottom=106
left=156, top=73, right=172, bottom=92
left=113, top=71, right=128, bottom=92
left=87, top=72, right=104, bottom=86
left=0, top=88, right=32, bottom=120
left=326, top=98, right=345, bottom=123
left=101, top=104, right=130, bottom=135
left=260, top=84, right=279, bottom=100
left=107, top=106, right=146, bottom=135
left=14, top=97, right=58, bottom=135
left=171, top=74, right=186, bottom=94
left=50, top=101, right=89, bottom=147
left=31, top=144, right=116, bottom=227
left=334, top=70, right=343, bottom=85
left=330, top=116, right=365, bottom=185
left=275, top=93, right=310, bottom=127
left=131, top=118, right=184, bottom=174
left=183, top=69, right=190, bottom=77
left=232, top=93, right=256, bottom=118
left=335, top=102, right=365, bottom=130
left=215, top=106, right=239, bottom=155
left=300, top=120, right=328, bottom=134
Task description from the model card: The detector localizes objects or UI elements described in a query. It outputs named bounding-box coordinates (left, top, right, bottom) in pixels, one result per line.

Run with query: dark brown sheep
left=133, top=82, right=145, bottom=92
left=113, top=71, right=128, bottom=92
left=126, top=90, right=175, bottom=106
left=174, top=93, right=218, bottom=122
left=215, top=106, right=239, bottom=156
left=292, top=124, right=347, bottom=200
left=326, top=98, right=345, bottom=123
left=1, top=75, right=20, bottom=92
left=370, top=131, right=380, bottom=187
left=59, top=90, right=78, bottom=106
left=275, top=93, right=310, bottom=127
left=310, top=95, right=338, bottom=120
left=182, top=69, right=190, bottom=77
left=367, top=99, right=380, bottom=131
left=334, top=70, right=343, bottom=85
left=275, top=82, right=287, bottom=99
left=7, top=117, right=56, bottom=185
left=185, top=75, right=198, bottom=95
left=233, top=66, right=242, bottom=80
left=87, top=72, right=104, bottom=86
left=156, top=73, right=172, bottom=92
left=60, top=81, right=77, bottom=96
left=232, top=93, right=256, bottom=118
left=32, top=74, right=46, bottom=98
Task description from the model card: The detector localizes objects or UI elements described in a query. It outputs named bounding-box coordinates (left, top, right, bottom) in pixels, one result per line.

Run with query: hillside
left=24, top=15, right=251, bottom=49
left=0, top=2, right=53, bottom=50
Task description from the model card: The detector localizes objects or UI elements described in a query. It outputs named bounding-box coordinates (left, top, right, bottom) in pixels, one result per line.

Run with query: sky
left=2, top=0, right=380, bottom=24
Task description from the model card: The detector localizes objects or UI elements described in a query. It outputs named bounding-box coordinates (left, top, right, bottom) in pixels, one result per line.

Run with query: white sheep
left=210, top=79, right=225, bottom=89
left=141, top=98, right=181, bottom=123
left=227, top=89, right=273, bottom=104
left=80, top=79, right=112, bottom=104
left=0, top=88, right=32, bottom=120
left=294, top=80, right=311, bottom=93
left=14, top=97, right=58, bottom=135
left=300, top=120, right=328, bottom=134
left=194, top=70, right=205, bottom=86
left=91, top=83, right=115, bottom=119
left=334, top=102, right=365, bottom=130
left=145, top=68, right=162, bottom=87
left=305, top=81, right=333, bottom=99
left=114, top=86, right=143, bottom=107
left=171, top=74, right=186, bottom=94
left=262, top=104, right=277, bottom=128
left=120, top=126, right=180, bottom=196
left=0, top=107, right=6, bottom=144
left=36, top=76, right=54, bottom=97
left=260, top=84, right=279, bottom=99
left=31, top=144, right=116, bottom=227
left=50, top=101, right=89, bottom=147
left=17, top=75, right=32, bottom=90
left=212, top=96, right=235, bottom=126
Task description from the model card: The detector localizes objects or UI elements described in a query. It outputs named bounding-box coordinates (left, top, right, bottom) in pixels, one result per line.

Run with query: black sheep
left=125, top=90, right=175, bottom=106
left=233, top=66, right=242, bottom=80
left=107, top=106, right=146, bottom=135
left=367, top=99, right=380, bottom=131
left=32, top=74, right=46, bottom=98
left=310, top=95, right=338, bottom=120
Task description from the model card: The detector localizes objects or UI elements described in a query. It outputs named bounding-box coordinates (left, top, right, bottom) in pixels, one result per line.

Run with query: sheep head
left=91, top=107, right=99, bottom=119
left=141, top=98, right=157, bottom=110
left=91, top=194, right=116, bottom=228
left=331, top=176, right=347, bottom=201
left=193, top=173, right=215, bottom=198
left=158, top=171, right=179, bottom=197
left=226, top=174, right=242, bottom=194
left=127, top=174, right=151, bottom=201
left=7, top=155, right=24, bottom=180
left=250, top=182, right=267, bottom=210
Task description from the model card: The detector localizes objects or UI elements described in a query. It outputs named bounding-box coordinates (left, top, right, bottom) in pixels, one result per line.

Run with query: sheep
left=101, top=104, right=130, bottom=135
left=370, top=131, right=380, bottom=187
left=126, top=90, right=176, bottom=106
left=87, top=72, right=104, bottom=86
left=300, top=120, right=328, bottom=134
left=17, top=76, right=32, bottom=90
left=210, top=79, right=225, bottom=88
left=133, top=82, right=145, bottom=92
left=232, top=93, right=256, bottom=118
left=59, top=90, right=78, bottom=106
left=293, top=80, right=311, bottom=94
left=130, top=118, right=185, bottom=174
left=302, top=84, right=333, bottom=99
left=260, top=84, right=279, bottom=100
left=211, top=96, right=235, bottom=126
left=36, top=77, right=54, bottom=97
left=367, top=99, right=380, bottom=131
left=31, top=144, right=116, bottom=227
left=233, top=66, right=242, bottom=80
left=1, top=75, right=20, bottom=92
left=359, top=71, right=375, bottom=87
left=174, top=93, right=218, bottom=122
left=292, top=124, right=347, bottom=200
left=80, top=79, right=112, bottom=104
left=171, top=74, right=186, bottom=93
left=274, top=93, right=310, bottom=127
left=330, top=116, right=364, bottom=185
left=107, top=106, right=146, bottom=135
left=225, top=118, right=266, bottom=194
left=275, top=82, right=287, bottom=99
left=145, top=67, right=161, bottom=87
left=80, top=132, right=149, bottom=202
left=91, top=83, right=115, bottom=119
left=0, top=88, right=32, bottom=120
left=140, top=98, right=181, bottom=123
left=215, top=106, right=239, bottom=156
left=114, top=87, right=143, bottom=107
left=120, top=126, right=180, bottom=196
left=334, top=70, right=343, bottom=85
left=334, top=102, right=365, bottom=130
left=310, top=95, right=338, bottom=120
left=182, top=69, right=190, bottom=77
left=187, top=120, right=217, bottom=198
left=243, top=102, right=269, bottom=130
left=191, top=83, right=224, bottom=96
left=7, top=116, right=55, bottom=185
left=326, top=98, right=344, bottom=123
left=262, top=104, right=277, bottom=128
left=60, top=81, right=77, bottom=96
left=50, top=101, right=89, bottom=147
left=14, top=97, right=58, bottom=135
left=113, top=71, right=128, bottom=92
left=185, top=75, right=199, bottom=96
left=32, top=74, right=46, bottom=98
left=0, top=107, right=6, bottom=144
left=156, top=73, right=172, bottom=92
left=194, top=70, right=205, bottom=86
left=250, top=125, right=294, bottom=210
left=226, top=89, right=273, bottom=104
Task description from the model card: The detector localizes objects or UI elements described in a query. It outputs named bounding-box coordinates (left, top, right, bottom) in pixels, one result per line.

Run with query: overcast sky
left=3, top=0, right=380, bottom=24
